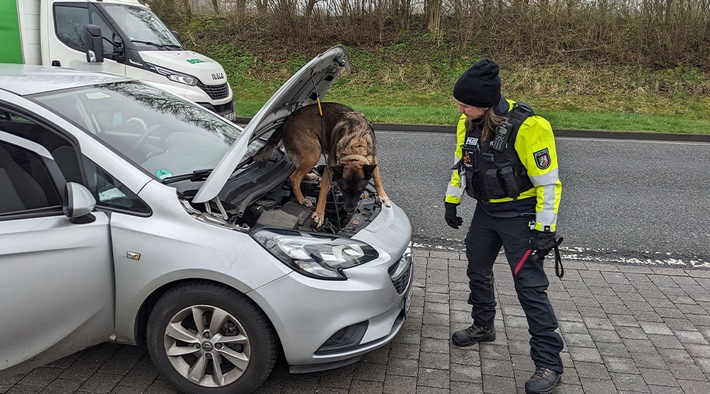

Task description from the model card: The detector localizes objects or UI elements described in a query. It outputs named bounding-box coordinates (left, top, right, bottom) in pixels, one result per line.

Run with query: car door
left=0, top=130, right=114, bottom=377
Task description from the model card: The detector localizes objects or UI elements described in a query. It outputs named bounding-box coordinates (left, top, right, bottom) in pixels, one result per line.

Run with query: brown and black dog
left=253, top=102, right=390, bottom=228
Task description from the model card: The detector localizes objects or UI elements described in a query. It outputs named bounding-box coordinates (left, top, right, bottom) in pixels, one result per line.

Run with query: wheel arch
left=132, top=278, right=284, bottom=355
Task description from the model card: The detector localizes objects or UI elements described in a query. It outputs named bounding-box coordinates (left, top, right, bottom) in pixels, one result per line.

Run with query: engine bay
left=241, top=173, right=382, bottom=235
left=178, top=149, right=382, bottom=236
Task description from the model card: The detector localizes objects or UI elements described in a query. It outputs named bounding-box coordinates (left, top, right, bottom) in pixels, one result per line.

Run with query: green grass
left=227, top=61, right=710, bottom=134
left=183, top=19, right=710, bottom=135
left=236, top=99, right=710, bottom=134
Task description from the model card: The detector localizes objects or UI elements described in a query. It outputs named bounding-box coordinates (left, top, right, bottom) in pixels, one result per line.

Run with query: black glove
left=444, top=202, right=463, bottom=229
left=531, top=231, right=557, bottom=257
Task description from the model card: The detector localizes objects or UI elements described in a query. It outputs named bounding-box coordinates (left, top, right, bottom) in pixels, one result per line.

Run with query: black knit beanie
left=453, top=58, right=501, bottom=108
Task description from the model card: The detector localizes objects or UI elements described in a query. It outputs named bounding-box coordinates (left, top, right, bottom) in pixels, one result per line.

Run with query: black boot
left=525, top=367, right=561, bottom=394
left=451, top=323, right=495, bottom=347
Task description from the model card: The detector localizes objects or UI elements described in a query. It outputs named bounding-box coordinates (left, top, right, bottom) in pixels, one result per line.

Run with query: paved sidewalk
left=3, top=246, right=710, bottom=393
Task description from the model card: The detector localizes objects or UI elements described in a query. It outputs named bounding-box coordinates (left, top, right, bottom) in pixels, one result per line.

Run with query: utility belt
left=476, top=198, right=536, bottom=218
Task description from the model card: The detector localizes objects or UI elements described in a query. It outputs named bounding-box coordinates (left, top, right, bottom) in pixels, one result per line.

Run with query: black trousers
left=464, top=204, right=564, bottom=373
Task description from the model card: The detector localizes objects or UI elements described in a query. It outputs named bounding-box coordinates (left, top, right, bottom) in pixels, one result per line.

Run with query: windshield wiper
left=161, top=169, right=212, bottom=184
left=131, top=40, right=170, bottom=50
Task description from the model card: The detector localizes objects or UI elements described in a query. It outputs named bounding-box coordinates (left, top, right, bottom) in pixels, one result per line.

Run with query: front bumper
left=249, top=202, right=413, bottom=370
left=198, top=99, right=235, bottom=121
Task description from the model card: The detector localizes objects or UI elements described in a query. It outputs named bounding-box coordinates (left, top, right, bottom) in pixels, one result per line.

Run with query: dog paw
left=311, top=212, right=325, bottom=229
left=298, top=198, right=313, bottom=207
left=378, top=195, right=391, bottom=207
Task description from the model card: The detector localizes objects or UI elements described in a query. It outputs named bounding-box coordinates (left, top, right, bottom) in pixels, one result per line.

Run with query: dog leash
left=514, top=237, right=565, bottom=279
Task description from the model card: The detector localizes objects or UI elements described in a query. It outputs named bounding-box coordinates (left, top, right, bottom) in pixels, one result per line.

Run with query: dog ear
left=333, top=164, right=344, bottom=176
left=363, top=164, right=377, bottom=178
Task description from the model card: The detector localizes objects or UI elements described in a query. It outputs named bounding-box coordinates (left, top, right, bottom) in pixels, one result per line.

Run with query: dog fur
left=253, top=102, right=390, bottom=228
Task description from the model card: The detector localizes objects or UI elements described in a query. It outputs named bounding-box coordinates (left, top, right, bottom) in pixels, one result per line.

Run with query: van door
left=0, top=130, right=114, bottom=376
left=46, top=1, right=125, bottom=75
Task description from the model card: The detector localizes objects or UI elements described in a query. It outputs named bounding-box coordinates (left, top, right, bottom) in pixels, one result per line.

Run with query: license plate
left=223, top=112, right=236, bottom=122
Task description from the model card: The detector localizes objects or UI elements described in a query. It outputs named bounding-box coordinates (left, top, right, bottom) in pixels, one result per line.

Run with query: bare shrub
left=148, top=0, right=710, bottom=70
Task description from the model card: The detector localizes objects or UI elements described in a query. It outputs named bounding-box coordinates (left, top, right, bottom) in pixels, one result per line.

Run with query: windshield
left=102, top=4, right=182, bottom=48
left=34, top=81, right=241, bottom=180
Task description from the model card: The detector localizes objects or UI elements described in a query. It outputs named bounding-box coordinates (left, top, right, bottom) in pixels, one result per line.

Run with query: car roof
left=0, top=64, right=131, bottom=96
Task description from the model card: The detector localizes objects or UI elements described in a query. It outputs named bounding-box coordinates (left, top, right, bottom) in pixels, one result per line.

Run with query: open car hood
left=192, top=45, right=350, bottom=203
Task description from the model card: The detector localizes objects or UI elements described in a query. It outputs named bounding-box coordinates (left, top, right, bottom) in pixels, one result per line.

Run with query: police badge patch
left=533, top=148, right=551, bottom=169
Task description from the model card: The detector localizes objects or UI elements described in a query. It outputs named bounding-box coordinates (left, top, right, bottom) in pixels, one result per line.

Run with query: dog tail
left=253, top=127, right=284, bottom=167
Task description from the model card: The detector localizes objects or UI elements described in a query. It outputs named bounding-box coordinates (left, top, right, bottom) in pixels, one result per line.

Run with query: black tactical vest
left=457, top=103, right=534, bottom=201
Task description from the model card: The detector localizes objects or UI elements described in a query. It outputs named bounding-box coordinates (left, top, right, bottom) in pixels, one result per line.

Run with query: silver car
left=0, top=45, right=413, bottom=393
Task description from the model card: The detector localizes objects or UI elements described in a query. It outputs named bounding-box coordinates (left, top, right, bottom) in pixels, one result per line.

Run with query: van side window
left=89, top=10, right=117, bottom=57
left=54, top=5, right=89, bottom=52
left=0, top=141, right=62, bottom=216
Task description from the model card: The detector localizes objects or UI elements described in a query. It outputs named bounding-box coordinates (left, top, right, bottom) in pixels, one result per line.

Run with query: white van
left=0, top=0, right=235, bottom=120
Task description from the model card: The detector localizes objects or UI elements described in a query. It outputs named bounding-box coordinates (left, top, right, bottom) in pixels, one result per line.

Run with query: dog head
left=332, top=162, right=376, bottom=212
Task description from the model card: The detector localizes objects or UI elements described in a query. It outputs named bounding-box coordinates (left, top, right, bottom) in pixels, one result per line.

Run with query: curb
left=234, top=117, right=710, bottom=143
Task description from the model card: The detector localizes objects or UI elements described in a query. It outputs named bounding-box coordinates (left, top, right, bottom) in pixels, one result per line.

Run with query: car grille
left=198, top=81, right=229, bottom=100
left=388, top=245, right=412, bottom=294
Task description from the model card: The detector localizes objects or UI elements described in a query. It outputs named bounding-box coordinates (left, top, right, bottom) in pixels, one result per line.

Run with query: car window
left=0, top=141, right=62, bottom=216
left=83, top=157, right=150, bottom=215
left=0, top=107, right=149, bottom=216
left=54, top=4, right=89, bottom=52
left=34, top=82, right=240, bottom=180
left=0, top=109, right=83, bottom=183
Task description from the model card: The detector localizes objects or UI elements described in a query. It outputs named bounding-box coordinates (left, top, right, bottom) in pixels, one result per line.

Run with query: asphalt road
left=371, top=129, right=710, bottom=268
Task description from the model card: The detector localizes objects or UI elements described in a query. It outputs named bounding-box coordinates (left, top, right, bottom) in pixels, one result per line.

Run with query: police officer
left=444, top=58, right=564, bottom=394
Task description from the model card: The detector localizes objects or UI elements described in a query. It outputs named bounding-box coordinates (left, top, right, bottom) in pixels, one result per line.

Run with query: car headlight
left=146, top=63, right=198, bottom=86
left=251, top=228, right=379, bottom=280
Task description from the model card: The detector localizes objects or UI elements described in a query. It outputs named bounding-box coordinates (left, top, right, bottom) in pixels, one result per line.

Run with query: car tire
left=146, top=281, right=279, bottom=393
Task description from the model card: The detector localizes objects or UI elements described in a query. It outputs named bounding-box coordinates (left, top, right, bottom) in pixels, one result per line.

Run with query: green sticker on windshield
left=155, top=169, right=172, bottom=179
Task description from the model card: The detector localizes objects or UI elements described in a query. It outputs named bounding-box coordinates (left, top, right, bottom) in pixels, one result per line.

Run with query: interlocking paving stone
left=596, top=341, right=631, bottom=358
left=569, top=346, right=604, bottom=363
left=574, top=361, right=611, bottom=380
left=610, top=372, right=650, bottom=392
left=649, top=333, right=686, bottom=349
left=382, top=374, right=417, bottom=394
left=602, top=356, right=640, bottom=374
left=640, top=367, right=680, bottom=387
left=419, top=352, right=450, bottom=370
left=588, top=328, right=623, bottom=343
left=417, top=367, right=449, bottom=389
left=630, top=350, right=668, bottom=370
left=667, top=362, right=709, bottom=381
left=481, top=374, right=516, bottom=394
left=4, top=251, right=710, bottom=393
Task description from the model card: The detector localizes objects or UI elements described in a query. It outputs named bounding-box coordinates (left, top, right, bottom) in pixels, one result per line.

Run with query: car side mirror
left=83, top=24, right=104, bottom=63
left=63, top=182, right=97, bottom=224
left=170, top=29, right=181, bottom=42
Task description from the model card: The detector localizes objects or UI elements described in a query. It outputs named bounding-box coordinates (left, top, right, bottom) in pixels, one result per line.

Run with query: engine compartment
left=179, top=150, right=382, bottom=237
left=242, top=173, right=382, bottom=236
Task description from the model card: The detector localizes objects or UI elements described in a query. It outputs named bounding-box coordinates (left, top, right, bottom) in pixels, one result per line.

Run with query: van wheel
left=146, top=282, right=278, bottom=393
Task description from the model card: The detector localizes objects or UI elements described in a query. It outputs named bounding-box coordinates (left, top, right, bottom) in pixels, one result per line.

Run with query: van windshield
left=34, top=81, right=241, bottom=180
left=102, top=4, right=182, bottom=48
